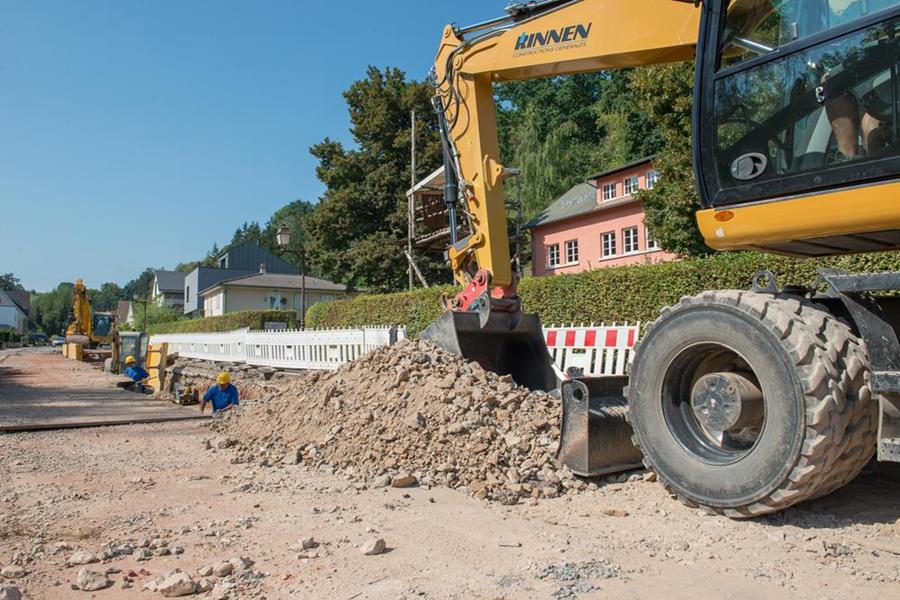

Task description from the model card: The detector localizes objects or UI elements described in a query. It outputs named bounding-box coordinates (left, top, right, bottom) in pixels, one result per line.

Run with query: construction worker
left=123, top=356, right=150, bottom=393
left=200, top=372, right=239, bottom=415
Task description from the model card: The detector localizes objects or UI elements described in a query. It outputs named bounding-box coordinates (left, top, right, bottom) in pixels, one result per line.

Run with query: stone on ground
left=158, top=571, right=197, bottom=597
left=360, top=538, right=386, bottom=556
left=0, top=566, right=25, bottom=580
left=76, top=568, right=110, bottom=591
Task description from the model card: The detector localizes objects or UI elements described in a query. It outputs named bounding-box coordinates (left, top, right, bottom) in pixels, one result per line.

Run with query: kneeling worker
left=201, top=372, right=239, bottom=414
left=124, top=355, right=150, bottom=393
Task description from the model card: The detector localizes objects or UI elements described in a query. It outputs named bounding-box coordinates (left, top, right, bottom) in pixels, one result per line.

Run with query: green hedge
left=148, top=310, right=298, bottom=335
left=307, top=252, right=900, bottom=336
left=306, top=286, right=455, bottom=337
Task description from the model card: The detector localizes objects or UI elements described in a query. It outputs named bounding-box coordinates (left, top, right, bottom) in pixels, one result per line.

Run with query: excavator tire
left=625, top=291, right=878, bottom=518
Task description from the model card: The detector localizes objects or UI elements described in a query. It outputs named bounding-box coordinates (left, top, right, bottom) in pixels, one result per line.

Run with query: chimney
left=259, top=263, right=267, bottom=274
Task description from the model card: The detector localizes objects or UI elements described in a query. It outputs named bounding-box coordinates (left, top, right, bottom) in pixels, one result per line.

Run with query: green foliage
left=123, top=268, right=156, bottom=301
left=91, top=282, right=123, bottom=312
left=147, top=310, right=298, bottom=335
left=122, top=303, right=185, bottom=332
left=304, top=66, right=445, bottom=293
left=629, top=63, right=709, bottom=257
left=0, top=273, right=24, bottom=291
left=30, top=282, right=74, bottom=335
left=308, top=252, right=900, bottom=333
left=306, top=286, right=454, bottom=338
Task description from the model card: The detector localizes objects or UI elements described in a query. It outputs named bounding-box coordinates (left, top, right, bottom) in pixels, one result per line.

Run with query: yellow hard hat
left=216, top=372, right=231, bottom=385
left=125, top=356, right=136, bottom=365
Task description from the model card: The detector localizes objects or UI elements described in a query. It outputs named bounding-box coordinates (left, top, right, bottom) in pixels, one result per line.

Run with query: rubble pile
left=215, top=340, right=584, bottom=503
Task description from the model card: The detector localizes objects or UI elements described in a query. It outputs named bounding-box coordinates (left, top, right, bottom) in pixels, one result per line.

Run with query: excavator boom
left=433, top=0, right=700, bottom=296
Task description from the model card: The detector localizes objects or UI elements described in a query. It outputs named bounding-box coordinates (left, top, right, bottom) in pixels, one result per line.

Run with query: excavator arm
left=433, top=0, right=701, bottom=308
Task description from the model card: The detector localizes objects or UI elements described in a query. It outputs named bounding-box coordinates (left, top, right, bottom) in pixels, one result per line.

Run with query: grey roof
left=154, top=270, right=187, bottom=293
left=218, top=242, right=299, bottom=275
left=586, top=155, right=655, bottom=182
left=212, top=272, right=348, bottom=293
left=7, top=290, right=30, bottom=314
left=524, top=183, right=601, bottom=230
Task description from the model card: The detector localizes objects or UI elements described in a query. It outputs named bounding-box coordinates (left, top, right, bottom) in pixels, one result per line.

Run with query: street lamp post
left=276, top=225, right=306, bottom=330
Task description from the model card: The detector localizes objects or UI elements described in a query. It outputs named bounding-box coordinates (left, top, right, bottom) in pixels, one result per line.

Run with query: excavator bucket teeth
left=557, top=376, right=644, bottom=477
left=420, top=310, right=558, bottom=392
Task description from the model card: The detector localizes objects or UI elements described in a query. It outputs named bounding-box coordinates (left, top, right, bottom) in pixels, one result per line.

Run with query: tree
left=496, top=74, right=608, bottom=220
left=304, top=66, right=444, bottom=292
left=630, top=62, right=709, bottom=257
left=92, top=282, right=123, bottom=312
left=0, top=273, right=24, bottom=291
left=123, top=268, right=156, bottom=301
left=262, top=200, right=316, bottom=271
left=31, top=282, right=74, bottom=335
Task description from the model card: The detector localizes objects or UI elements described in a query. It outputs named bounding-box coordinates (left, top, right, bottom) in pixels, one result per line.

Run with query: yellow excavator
left=65, top=278, right=114, bottom=348
left=423, top=0, right=900, bottom=517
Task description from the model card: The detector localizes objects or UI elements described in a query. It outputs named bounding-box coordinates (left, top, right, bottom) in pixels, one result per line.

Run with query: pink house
left=525, top=157, right=676, bottom=277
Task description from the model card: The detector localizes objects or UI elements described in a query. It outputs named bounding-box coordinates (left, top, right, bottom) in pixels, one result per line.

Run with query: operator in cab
left=200, top=372, right=240, bottom=415
left=123, top=355, right=150, bottom=393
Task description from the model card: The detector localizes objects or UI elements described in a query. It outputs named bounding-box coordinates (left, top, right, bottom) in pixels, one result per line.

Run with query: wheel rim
left=661, top=342, right=766, bottom=465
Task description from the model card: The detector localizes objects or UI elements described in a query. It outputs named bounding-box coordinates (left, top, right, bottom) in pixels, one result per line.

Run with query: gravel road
left=2, top=350, right=900, bottom=599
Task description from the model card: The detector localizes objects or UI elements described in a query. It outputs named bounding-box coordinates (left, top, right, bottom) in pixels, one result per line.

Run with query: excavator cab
left=695, top=0, right=900, bottom=253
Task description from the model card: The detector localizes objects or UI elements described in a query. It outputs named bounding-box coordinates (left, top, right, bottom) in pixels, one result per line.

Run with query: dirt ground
left=2, top=349, right=900, bottom=600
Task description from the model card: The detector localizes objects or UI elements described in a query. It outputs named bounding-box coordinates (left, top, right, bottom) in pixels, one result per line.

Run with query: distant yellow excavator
left=423, top=0, right=900, bottom=517
left=65, top=278, right=114, bottom=348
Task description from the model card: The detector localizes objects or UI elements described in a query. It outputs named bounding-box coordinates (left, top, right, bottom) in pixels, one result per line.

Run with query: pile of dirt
left=214, top=339, right=584, bottom=503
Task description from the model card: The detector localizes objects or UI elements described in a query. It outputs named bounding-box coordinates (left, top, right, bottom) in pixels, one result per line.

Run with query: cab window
left=720, top=0, right=900, bottom=66
left=709, top=1, right=900, bottom=203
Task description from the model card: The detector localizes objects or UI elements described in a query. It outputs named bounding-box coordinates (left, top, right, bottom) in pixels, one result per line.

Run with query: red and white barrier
left=544, top=324, right=640, bottom=378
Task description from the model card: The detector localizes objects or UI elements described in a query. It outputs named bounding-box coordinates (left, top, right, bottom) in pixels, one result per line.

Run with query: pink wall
left=531, top=160, right=677, bottom=277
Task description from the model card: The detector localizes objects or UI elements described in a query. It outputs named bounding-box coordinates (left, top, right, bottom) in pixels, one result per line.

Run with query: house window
left=548, top=244, right=561, bottom=268
left=602, top=232, right=617, bottom=258
left=623, top=227, right=639, bottom=254
left=647, top=170, right=659, bottom=189
left=186, top=286, right=190, bottom=303
left=602, top=183, right=617, bottom=201
left=624, top=176, right=640, bottom=195
left=646, top=227, right=659, bottom=250
left=266, top=292, right=284, bottom=310
left=565, top=240, right=579, bottom=265
left=321, top=294, right=336, bottom=303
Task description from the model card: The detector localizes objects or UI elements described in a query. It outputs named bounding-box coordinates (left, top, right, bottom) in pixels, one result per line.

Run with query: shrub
left=147, top=310, right=298, bottom=335
left=307, top=251, right=900, bottom=334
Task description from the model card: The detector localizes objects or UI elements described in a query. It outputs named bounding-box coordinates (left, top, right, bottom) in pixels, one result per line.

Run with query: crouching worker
left=124, top=355, right=150, bottom=393
left=201, top=372, right=239, bottom=415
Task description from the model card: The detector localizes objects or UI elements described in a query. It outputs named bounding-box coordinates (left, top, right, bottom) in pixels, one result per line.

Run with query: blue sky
left=1, top=0, right=496, bottom=292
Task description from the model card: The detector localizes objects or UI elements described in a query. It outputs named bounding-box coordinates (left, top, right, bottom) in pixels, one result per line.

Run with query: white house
left=151, top=271, right=187, bottom=308
left=200, top=270, right=355, bottom=318
left=0, top=290, right=29, bottom=335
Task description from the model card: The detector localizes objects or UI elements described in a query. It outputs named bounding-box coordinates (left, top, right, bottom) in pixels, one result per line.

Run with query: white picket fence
left=151, top=323, right=640, bottom=377
left=150, top=326, right=406, bottom=371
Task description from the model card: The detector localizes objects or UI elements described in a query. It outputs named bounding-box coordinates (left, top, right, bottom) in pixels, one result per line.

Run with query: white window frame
left=624, top=176, right=640, bottom=196
left=623, top=226, right=639, bottom=254
left=646, top=227, right=659, bottom=250
left=646, top=170, right=659, bottom=189
left=564, top=240, right=579, bottom=265
left=601, top=183, right=617, bottom=201
left=547, top=243, right=561, bottom=268
left=601, top=231, right=617, bottom=258
left=266, top=292, right=285, bottom=310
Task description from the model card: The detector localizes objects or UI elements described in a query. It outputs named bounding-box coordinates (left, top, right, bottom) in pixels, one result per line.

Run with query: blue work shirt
left=124, top=366, right=149, bottom=382
left=203, top=384, right=239, bottom=413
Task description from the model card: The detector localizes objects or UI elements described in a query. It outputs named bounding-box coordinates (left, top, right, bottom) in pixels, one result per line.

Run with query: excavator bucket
left=556, top=376, right=644, bottom=477
left=420, top=310, right=558, bottom=392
